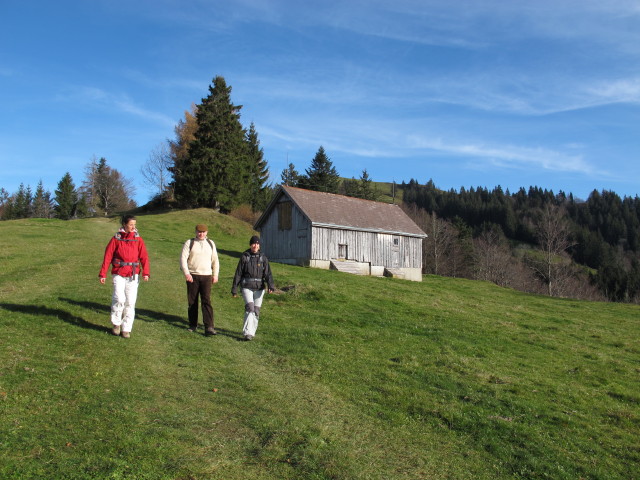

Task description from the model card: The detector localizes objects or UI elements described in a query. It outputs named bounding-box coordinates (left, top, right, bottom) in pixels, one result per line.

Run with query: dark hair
left=121, top=214, right=136, bottom=226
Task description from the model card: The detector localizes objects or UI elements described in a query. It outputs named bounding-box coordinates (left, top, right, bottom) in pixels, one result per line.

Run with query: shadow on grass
left=59, top=297, right=186, bottom=328
left=0, top=302, right=105, bottom=333
left=217, top=248, right=243, bottom=260
left=57, top=297, right=245, bottom=340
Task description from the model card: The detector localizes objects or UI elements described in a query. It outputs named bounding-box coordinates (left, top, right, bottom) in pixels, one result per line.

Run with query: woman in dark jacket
left=231, top=236, right=274, bottom=341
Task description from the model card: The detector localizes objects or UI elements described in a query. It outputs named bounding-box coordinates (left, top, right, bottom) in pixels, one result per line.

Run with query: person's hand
left=99, top=277, right=106, bottom=285
left=143, top=275, right=149, bottom=282
left=212, top=275, right=218, bottom=284
left=185, top=273, right=193, bottom=283
left=268, top=288, right=274, bottom=294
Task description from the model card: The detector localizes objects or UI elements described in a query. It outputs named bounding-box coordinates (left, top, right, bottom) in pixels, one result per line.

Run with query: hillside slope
left=0, top=210, right=638, bottom=479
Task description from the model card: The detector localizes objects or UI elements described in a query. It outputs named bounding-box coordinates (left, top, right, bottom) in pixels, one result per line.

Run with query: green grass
left=1, top=210, right=638, bottom=479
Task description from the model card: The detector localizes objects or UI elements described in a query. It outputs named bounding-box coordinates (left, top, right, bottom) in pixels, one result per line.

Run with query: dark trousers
left=186, top=275, right=214, bottom=329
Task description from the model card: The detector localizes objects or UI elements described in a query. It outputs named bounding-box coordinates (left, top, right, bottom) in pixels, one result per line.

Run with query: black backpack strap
left=189, top=238, right=214, bottom=253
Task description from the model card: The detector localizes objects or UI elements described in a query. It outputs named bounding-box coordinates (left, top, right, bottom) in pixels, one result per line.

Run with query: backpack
left=189, top=238, right=214, bottom=254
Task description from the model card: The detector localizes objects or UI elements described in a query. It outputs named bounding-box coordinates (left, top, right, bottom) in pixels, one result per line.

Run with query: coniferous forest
left=400, top=179, right=640, bottom=303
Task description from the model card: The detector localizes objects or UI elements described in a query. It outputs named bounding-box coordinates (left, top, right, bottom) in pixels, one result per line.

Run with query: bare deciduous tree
left=82, top=156, right=135, bottom=216
left=529, top=205, right=576, bottom=296
left=141, top=142, right=172, bottom=203
left=474, top=227, right=513, bottom=287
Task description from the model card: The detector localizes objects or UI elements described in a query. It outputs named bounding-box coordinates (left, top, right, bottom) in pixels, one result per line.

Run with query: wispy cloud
left=55, top=86, right=175, bottom=127
left=405, top=135, right=602, bottom=177
left=587, top=77, right=640, bottom=104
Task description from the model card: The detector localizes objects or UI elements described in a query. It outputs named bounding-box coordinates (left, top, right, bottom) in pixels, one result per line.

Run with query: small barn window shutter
left=278, top=201, right=292, bottom=230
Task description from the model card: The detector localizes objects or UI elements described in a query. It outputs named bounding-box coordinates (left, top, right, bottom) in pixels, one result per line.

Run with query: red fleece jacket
left=99, top=230, right=150, bottom=278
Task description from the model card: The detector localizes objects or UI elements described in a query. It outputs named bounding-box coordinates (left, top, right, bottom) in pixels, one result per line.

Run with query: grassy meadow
left=0, top=210, right=638, bottom=479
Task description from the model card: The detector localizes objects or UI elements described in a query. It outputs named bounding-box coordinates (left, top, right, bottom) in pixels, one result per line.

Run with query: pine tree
left=299, top=146, right=340, bottom=193
left=280, top=163, right=300, bottom=186
left=0, top=187, right=14, bottom=220
left=358, top=169, right=378, bottom=200
left=55, top=172, right=78, bottom=220
left=12, top=183, right=32, bottom=219
left=174, top=76, right=249, bottom=211
left=245, top=122, right=271, bottom=211
left=32, top=180, right=53, bottom=218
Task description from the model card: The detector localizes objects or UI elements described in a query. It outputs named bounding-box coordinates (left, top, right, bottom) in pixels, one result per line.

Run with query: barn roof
left=255, top=186, right=427, bottom=237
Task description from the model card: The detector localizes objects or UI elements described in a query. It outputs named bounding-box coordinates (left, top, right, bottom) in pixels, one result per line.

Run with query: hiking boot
left=121, top=331, right=131, bottom=339
left=112, top=325, right=121, bottom=336
left=205, top=328, right=217, bottom=336
left=244, top=335, right=254, bottom=341
left=187, top=326, right=197, bottom=332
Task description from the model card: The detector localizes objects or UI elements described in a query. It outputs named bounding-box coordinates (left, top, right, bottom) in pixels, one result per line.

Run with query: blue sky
left=1, top=0, right=639, bottom=205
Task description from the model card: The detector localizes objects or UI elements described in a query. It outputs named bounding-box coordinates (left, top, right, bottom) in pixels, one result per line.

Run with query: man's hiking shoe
left=187, top=327, right=197, bottom=332
left=244, top=335, right=254, bottom=341
left=205, top=328, right=217, bottom=336
left=112, top=325, right=121, bottom=336
left=121, top=331, right=131, bottom=339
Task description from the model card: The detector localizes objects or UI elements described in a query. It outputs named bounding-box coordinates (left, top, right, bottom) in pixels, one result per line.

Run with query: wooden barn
left=254, top=186, right=427, bottom=281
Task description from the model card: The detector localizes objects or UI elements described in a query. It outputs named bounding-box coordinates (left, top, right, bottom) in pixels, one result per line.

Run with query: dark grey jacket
left=231, top=249, right=274, bottom=294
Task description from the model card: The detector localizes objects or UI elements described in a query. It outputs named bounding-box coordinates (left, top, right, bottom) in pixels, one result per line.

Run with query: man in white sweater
left=180, top=224, right=220, bottom=335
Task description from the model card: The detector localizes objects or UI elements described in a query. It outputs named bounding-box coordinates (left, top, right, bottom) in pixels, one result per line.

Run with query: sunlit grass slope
left=0, top=210, right=638, bottom=479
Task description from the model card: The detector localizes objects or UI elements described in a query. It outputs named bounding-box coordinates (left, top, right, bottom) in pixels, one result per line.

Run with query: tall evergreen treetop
left=33, top=180, right=53, bottom=218
left=55, top=172, right=78, bottom=220
left=245, top=122, right=271, bottom=211
left=174, top=76, right=249, bottom=211
left=280, top=163, right=300, bottom=187
left=300, top=146, right=340, bottom=193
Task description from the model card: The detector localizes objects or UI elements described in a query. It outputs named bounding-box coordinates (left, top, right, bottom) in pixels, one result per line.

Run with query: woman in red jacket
left=99, top=214, right=150, bottom=338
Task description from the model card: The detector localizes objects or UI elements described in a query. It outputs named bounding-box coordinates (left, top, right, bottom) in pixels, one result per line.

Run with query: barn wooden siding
left=259, top=198, right=422, bottom=269
left=311, top=227, right=422, bottom=269
left=258, top=199, right=312, bottom=262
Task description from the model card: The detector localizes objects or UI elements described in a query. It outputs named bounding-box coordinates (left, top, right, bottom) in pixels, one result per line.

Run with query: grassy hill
left=1, top=210, right=638, bottom=480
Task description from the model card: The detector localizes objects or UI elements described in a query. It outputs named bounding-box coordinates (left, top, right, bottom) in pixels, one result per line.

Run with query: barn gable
left=254, top=186, right=427, bottom=281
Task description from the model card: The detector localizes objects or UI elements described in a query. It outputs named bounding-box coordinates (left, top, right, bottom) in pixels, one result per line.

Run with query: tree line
left=400, top=180, right=640, bottom=303
left=1, top=75, right=374, bottom=222
left=1, top=157, right=135, bottom=220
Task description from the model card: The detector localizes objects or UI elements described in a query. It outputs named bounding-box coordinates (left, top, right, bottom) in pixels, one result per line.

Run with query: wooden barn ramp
left=330, top=260, right=366, bottom=275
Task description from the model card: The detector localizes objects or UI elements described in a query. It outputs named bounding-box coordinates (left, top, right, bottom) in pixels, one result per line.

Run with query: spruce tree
left=55, top=172, right=78, bottom=220
left=175, top=76, right=249, bottom=211
left=300, top=146, right=340, bottom=193
left=245, top=122, right=271, bottom=211
left=0, top=187, right=14, bottom=220
left=358, top=169, right=378, bottom=200
left=280, top=163, right=300, bottom=186
left=12, top=183, right=32, bottom=219
left=32, top=180, right=53, bottom=218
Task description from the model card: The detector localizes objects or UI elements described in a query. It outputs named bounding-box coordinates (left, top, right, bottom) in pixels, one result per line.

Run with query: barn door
left=391, top=237, right=400, bottom=267
left=338, top=243, right=348, bottom=260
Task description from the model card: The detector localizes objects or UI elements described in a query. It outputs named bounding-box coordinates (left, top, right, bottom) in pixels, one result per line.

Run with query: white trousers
left=241, top=288, right=265, bottom=337
left=111, top=274, right=140, bottom=333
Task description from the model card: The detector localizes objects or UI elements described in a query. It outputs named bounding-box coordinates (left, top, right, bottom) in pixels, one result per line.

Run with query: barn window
left=393, top=237, right=400, bottom=246
left=278, top=201, right=292, bottom=230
